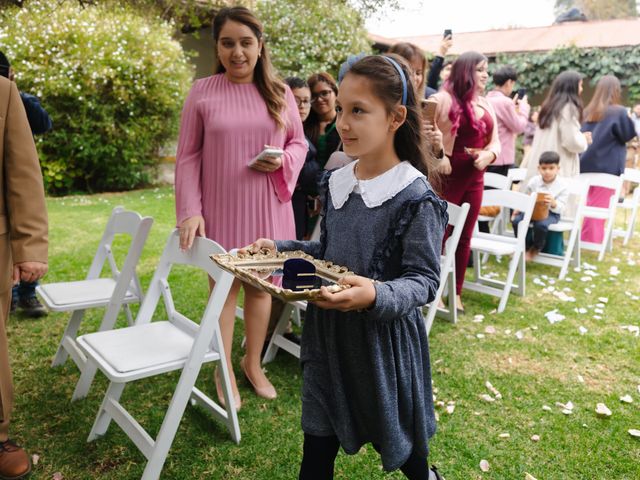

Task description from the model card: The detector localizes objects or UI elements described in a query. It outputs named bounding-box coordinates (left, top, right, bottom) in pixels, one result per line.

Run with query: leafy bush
left=256, top=0, right=372, bottom=79
left=0, top=1, right=193, bottom=194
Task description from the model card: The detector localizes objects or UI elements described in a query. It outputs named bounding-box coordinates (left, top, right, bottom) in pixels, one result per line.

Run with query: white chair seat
left=548, top=220, right=574, bottom=232
left=80, top=322, right=208, bottom=376
left=39, top=278, right=137, bottom=310
left=470, top=237, right=517, bottom=256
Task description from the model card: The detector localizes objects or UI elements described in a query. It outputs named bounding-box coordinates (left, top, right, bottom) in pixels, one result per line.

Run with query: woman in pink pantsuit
left=175, top=7, right=307, bottom=408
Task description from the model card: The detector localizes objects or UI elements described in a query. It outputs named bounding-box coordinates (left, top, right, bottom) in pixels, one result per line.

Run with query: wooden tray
left=210, top=250, right=353, bottom=302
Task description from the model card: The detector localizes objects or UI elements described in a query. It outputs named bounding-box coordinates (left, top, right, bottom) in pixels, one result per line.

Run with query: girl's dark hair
left=304, top=72, right=338, bottom=145
left=443, top=51, right=488, bottom=137
left=344, top=54, right=436, bottom=184
left=583, top=75, right=621, bottom=123
left=538, top=70, right=583, bottom=130
left=388, top=42, right=426, bottom=93
left=212, top=7, right=287, bottom=129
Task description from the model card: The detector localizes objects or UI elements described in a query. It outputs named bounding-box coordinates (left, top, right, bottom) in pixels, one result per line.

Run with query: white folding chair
left=613, top=168, right=640, bottom=246
left=76, top=230, right=239, bottom=480
left=38, top=206, right=153, bottom=373
left=531, top=178, right=589, bottom=279
left=465, top=190, right=536, bottom=313
left=578, top=173, right=624, bottom=261
left=423, top=202, right=470, bottom=334
left=478, top=172, right=512, bottom=234
left=507, top=167, right=527, bottom=184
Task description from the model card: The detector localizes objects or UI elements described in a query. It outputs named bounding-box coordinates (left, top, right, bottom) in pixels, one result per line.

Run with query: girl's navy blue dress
left=276, top=162, right=448, bottom=471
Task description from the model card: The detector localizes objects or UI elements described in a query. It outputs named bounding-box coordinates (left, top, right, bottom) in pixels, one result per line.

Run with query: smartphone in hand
left=249, top=146, right=284, bottom=167
left=443, top=29, right=452, bottom=39
left=421, top=98, right=438, bottom=125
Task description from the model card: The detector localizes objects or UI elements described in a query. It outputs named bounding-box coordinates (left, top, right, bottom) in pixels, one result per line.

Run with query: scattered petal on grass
left=629, top=429, right=640, bottom=438
left=476, top=333, right=485, bottom=339
left=446, top=405, right=455, bottom=414
left=485, top=325, right=496, bottom=334
left=577, top=375, right=585, bottom=383
left=486, top=381, right=503, bottom=399
left=31, top=454, right=39, bottom=466
left=620, top=325, right=640, bottom=336
left=545, top=309, right=566, bottom=324
left=531, top=434, right=540, bottom=442
left=525, top=473, right=538, bottom=480
left=498, top=433, right=510, bottom=439
left=579, top=326, right=588, bottom=335
left=53, top=474, right=64, bottom=480
left=473, top=314, right=485, bottom=323
left=595, top=303, right=605, bottom=308
left=480, top=459, right=490, bottom=472
left=620, top=395, right=633, bottom=404
left=610, top=266, right=620, bottom=276
left=595, top=403, right=612, bottom=418
left=515, top=330, right=525, bottom=340
left=598, top=297, right=609, bottom=303
left=562, top=409, right=573, bottom=415
left=480, top=394, right=495, bottom=402
left=594, top=308, right=604, bottom=314
left=585, top=288, right=592, bottom=294
left=593, top=315, right=602, bottom=320
left=542, top=405, right=552, bottom=412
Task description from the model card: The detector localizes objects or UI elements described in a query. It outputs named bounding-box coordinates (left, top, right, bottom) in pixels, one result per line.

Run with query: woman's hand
left=435, top=156, right=452, bottom=175
left=313, top=275, right=376, bottom=312
left=423, top=122, right=444, bottom=156
left=583, top=131, right=593, bottom=145
left=250, top=155, right=283, bottom=173
left=179, top=215, right=205, bottom=251
left=239, top=238, right=276, bottom=255
left=472, top=150, right=495, bottom=170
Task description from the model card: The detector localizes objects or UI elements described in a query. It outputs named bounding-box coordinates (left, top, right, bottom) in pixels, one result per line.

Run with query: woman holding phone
left=175, top=6, right=307, bottom=408
left=432, top=51, right=500, bottom=313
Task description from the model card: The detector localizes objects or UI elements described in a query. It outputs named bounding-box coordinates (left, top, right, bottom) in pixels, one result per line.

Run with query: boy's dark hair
left=539, top=151, right=560, bottom=165
left=285, top=76, right=308, bottom=90
left=492, top=65, right=518, bottom=86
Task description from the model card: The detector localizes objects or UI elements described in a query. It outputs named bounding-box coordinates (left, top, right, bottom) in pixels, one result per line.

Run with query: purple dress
left=175, top=74, right=308, bottom=250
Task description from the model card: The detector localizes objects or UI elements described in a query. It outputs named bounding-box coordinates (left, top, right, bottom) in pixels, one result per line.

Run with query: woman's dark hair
left=304, top=72, right=338, bottom=145
left=538, top=70, right=583, bottom=130
left=388, top=42, right=426, bottom=93
left=443, top=51, right=488, bottom=137
left=492, top=65, right=518, bottom=86
left=285, top=77, right=308, bottom=90
left=344, top=54, right=436, bottom=183
left=212, top=7, right=287, bottom=129
left=583, top=75, right=621, bottom=123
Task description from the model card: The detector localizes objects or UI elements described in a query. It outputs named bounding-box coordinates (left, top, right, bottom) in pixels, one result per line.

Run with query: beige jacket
left=432, top=90, right=501, bottom=159
left=0, top=76, right=48, bottom=292
left=521, top=104, right=588, bottom=182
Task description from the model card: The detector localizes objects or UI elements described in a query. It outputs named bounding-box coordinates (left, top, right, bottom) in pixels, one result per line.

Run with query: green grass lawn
left=8, top=187, right=640, bottom=479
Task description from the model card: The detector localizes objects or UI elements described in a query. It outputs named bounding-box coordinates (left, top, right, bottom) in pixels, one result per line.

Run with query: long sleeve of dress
left=427, top=55, right=444, bottom=91
left=369, top=198, right=445, bottom=324
left=275, top=239, right=322, bottom=258
left=174, top=81, right=205, bottom=226
left=559, top=106, right=588, bottom=154
left=269, top=88, right=308, bottom=203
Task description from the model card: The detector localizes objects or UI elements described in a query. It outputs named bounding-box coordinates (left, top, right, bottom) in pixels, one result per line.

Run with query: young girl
left=247, top=55, right=447, bottom=479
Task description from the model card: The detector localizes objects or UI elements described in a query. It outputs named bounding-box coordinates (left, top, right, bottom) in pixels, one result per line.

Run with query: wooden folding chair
left=423, top=202, right=470, bottom=334
left=613, top=168, right=640, bottom=246
left=465, top=190, right=536, bottom=313
left=76, top=230, right=239, bottom=480
left=578, top=173, right=624, bottom=261
left=532, top=178, right=589, bottom=279
left=38, top=206, right=153, bottom=376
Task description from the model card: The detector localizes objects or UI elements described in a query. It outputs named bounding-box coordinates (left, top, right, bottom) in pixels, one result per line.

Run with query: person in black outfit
left=425, top=34, right=453, bottom=95
left=0, top=51, right=51, bottom=318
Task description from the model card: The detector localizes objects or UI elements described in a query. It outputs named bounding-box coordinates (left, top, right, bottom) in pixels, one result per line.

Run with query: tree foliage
left=554, top=0, right=637, bottom=19
left=256, top=0, right=372, bottom=79
left=496, top=45, right=640, bottom=102
left=0, top=0, right=193, bottom=194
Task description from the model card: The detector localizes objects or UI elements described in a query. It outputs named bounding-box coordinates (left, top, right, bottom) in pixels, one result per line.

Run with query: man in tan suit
left=0, top=73, right=48, bottom=478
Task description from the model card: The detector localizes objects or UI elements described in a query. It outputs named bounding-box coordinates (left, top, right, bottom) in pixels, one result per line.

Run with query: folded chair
left=465, top=190, right=536, bottom=313
left=423, top=201, right=470, bottom=334
left=37, top=206, right=153, bottom=374
left=613, top=168, right=640, bottom=246
left=578, top=173, right=624, bottom=261
left=76, top=230, right=239, bottom=480
left=532, top=178, right=589, bottom=279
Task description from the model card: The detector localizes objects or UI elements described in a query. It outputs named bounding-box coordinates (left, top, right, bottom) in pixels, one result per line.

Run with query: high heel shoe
left=215, top=366, right=241, bottom=412
left=240, top=356, right=277, bottom=400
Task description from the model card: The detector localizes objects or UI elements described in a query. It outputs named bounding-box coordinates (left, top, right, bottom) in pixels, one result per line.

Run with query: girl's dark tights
left=298, top=434, right=429, bottom=480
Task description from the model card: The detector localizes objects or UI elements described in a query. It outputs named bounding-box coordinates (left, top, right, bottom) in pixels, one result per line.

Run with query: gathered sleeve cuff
left=175, top=81, right=205, bottom=226
left=269, top=87, right=308, bottom=203
left=368, top=192, right=447, bottom=324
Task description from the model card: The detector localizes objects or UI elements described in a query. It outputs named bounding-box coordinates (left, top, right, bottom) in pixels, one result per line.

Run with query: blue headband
left=382, top=55, right=408, bottom=105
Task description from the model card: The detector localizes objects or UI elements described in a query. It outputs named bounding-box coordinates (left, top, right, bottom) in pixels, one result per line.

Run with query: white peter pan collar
left=329, top=160, right=424, bottom=210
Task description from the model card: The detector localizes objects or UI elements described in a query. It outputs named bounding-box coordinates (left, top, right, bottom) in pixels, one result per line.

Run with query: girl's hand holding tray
left=313, top=275, right=377, bottom=312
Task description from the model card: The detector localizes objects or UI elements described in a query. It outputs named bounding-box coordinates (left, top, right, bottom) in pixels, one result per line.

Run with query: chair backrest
left=561, top=177, right=590, bottom=221
left=507, top=168, right=527, bottom=183
left=481, top=190, right=536, bottom=242
left=578, top=172, right=624, bottom=192
left=134, top=230, right=234, bottom=348
left=623, top=167, right=640, bottom=185
left=484, top=172, right=512, bottom=190
left=444, top=202, right=470, bottom=257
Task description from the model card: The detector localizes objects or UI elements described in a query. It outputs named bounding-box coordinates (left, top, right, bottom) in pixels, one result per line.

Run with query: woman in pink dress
left=175, top=6, right=307, bottom=408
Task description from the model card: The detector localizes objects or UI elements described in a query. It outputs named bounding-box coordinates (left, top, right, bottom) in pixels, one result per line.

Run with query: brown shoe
left=0, top=440, right=31, bottom=480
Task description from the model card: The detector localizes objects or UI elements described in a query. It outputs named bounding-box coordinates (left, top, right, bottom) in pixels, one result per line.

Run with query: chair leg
left=88, top=382, right=125, bottom=442
left=448, top=269, right=457, bottom=324
left=124, top=304, right=134, bottom=326
left=52, top=309, right=85, bottom=367
left=262, top=303, right=294, bottom=364
left=72, top=361, right=99, bottom=401
left=497, top=252, right=521, bottom=313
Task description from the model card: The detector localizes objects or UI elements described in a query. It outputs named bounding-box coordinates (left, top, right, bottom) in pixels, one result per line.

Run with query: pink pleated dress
left=175, top=74, right=308, bottom=250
